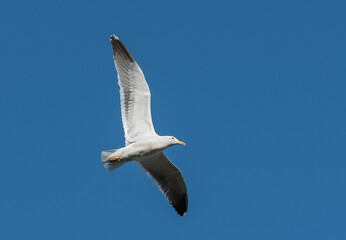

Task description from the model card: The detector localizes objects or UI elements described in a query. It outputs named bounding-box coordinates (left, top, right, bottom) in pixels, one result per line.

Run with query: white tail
left=101, top=149, right=125, bottom=171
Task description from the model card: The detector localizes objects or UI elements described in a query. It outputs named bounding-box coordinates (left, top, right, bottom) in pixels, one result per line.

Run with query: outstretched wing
left=138, top=152, right=188, bottom=216
left=110, top=35, right=157, bottom=145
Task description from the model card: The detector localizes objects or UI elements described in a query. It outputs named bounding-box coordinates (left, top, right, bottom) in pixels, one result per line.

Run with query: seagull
left=101, top=34, right=188, bottom=216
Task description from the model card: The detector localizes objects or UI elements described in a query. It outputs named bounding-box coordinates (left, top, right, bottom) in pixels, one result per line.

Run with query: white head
left=162, top=136, right=186, bottom=147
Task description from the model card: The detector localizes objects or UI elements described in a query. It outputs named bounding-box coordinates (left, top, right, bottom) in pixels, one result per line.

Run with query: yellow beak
left=176, top=141, right=186, bottom=146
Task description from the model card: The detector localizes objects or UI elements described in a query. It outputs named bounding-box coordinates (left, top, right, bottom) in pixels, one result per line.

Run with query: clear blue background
left=1, top=0, right=346, bottom=239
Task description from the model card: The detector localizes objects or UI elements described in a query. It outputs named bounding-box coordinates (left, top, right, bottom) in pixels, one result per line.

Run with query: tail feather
left=101, top=149, right=125, bottom=171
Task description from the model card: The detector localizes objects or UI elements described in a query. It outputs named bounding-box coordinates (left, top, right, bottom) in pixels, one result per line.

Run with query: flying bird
left=101, top=34, right=188, bottom=216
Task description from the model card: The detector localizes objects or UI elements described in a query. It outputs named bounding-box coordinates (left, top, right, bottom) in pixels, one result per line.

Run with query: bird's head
left=163, top=136, right=186, bottom=146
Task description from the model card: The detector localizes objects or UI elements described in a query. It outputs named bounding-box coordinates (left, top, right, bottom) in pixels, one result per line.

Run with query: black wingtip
left=110, top=34, right=135, bottom=62
left=174, top=193, right=188, bottom=216
left=110, top=34, right=119, bottom=42
left=178, top=211, right=187, bottom=217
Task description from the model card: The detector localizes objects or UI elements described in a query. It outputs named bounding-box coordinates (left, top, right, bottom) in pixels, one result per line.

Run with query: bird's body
left=101, top=34, right=188, bottom=216
left=107, top=136, right=179, bottom=161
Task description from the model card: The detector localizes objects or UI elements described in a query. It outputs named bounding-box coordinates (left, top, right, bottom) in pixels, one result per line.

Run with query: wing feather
left=110, top=35, right=156, bottom=145
left=138, top=153, right=188, bottom=216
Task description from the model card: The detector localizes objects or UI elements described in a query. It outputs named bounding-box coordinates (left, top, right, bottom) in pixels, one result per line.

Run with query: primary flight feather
left=101, top=35, right=188, bottom=216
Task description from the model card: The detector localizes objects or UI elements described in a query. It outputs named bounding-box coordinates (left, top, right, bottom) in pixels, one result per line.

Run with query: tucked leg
left=109, top=156, right=121, bottom=162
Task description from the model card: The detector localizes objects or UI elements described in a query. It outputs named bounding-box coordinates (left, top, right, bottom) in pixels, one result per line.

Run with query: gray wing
left=137, top=152, right=188, bottom=216
left=110, top=35, right=157, bottom=145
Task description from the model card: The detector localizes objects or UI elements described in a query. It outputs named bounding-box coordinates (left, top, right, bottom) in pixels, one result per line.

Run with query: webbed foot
left=109, top=157, right=121, bottom=162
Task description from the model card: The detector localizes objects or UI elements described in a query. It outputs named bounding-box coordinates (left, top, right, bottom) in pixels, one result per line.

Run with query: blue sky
left=1, top=0, right=346, bottom=239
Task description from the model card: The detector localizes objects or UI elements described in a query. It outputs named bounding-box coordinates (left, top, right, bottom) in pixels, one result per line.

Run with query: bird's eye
left=172, top=137, right=174, bottom=140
